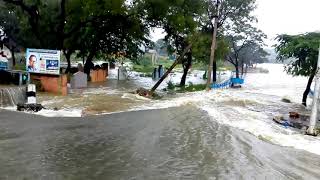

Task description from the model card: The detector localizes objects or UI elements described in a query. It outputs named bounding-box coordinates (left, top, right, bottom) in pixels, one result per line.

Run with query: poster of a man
left=27, top=54, right=38, bottom=72
left=26, top=49, right=60, bottom=74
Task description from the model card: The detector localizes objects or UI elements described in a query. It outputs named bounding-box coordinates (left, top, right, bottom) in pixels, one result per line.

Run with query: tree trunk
left=63, top=50, right=73, bottom=73
left=302, top=73, right=315, bottom=106
left=245, top=64, right=248, bottom=74
left=86, top=51, right=95, bottom=64
left=180, top=51, right=192, bottom=87
left=212, top=61, right=217, bottom=82
left=206, top=16, right=219, bottom=91
left=150, top=44, right=192, bottom=93
left=235, top=61, right=240, bottom=78
left=84, top=50, right=96, bottom=77
left=180, top=67, right=188, bottom=87
left=10, top=47, right=16, bottom=69
left=241, top=61, right=244, bottom=76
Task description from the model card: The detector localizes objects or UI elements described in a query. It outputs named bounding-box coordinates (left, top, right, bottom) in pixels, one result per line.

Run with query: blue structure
left=230, top=77, right=244, bottom=84
left=211, top=79, right=232, bottom=89
left=152, top=65, right=164, bottom=80
left=211, top=71, right=245, bottom=89
left=0, top=61, right=8, bottom=70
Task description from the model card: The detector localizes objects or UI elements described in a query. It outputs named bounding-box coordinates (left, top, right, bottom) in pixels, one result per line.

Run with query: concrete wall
left=30, top=74, right=67, bottom=96
left=90, top=69, right=107, bottom=83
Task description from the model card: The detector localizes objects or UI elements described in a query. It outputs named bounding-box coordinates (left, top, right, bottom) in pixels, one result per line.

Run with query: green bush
left=13, top=63, right=26, bottom=71
left=177, top=84, right=206, bottom=93
left=135, top=55, right=153, bottom=66
left=185, top=84, right=206, bottom=92
left=167, top=81, right=175, bottom=90
left=133, top=65, right=154, bottom=73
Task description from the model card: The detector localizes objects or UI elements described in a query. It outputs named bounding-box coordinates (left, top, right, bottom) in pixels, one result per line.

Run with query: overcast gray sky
left=151, top=0, right=320, bottom=47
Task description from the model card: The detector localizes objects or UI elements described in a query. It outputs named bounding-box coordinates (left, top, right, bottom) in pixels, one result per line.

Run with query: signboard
left=26, top=49, right=60, bottom=75
left=0, top=46, right=11, bottom=70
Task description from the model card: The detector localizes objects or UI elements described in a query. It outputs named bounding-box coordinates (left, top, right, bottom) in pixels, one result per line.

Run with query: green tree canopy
left=134, top=0, right=206, bottom=86
left=201, top=0, right=259, bottom=82
left=224, top=21, right=266, bottom=78
left=276, top=33, right=320, bottom=76
left=275, top=32, right=320, bottom=106
left=1, top=0, right=151, bottom=71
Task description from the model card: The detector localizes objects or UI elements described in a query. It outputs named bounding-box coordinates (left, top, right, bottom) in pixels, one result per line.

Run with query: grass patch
left=132, top=64, right=154, bottom=74
left=164, top=81, right=206, bottom=93
left=180, top=84, right=206, bottom=92
left=192, top=62, right=207, bottom=71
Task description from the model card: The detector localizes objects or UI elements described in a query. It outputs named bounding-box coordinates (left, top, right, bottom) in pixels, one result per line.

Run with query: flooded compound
left=1, top=64, right=320, bottom=179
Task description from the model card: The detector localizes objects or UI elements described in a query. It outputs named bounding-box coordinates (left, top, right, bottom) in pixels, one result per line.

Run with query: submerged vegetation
left=165, top=81, right=206, bottom=93
left=178, top=84, right=207, bottom=93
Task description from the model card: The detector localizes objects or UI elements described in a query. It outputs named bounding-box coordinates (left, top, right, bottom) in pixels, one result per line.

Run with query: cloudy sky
left=255, top=0, right=320, bottom=45
left=151, top=0, right=320, bottom=47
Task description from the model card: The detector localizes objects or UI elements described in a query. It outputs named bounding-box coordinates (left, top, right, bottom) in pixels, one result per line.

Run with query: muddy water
left=1, top=106, right=320, bottom=180
left=37, top=78, right=155, bottom=115
left=37, top=69, right=212, bottom=115
left=1, top=64, right=320, bottom=179
left=35, top=64, right=320, bottom=154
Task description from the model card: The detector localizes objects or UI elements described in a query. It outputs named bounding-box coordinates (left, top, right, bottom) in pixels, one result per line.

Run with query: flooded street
left=1, top=106, right=320, bottom=180
left=1, top=64, right=320, bottom=179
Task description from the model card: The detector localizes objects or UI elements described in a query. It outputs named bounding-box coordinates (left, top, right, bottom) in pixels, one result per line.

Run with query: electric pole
left=307, top=45, right=320, bottom=136
left=206, top=0, right=220, bottom=91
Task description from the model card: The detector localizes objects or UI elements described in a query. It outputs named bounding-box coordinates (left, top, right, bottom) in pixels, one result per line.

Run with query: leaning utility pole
left=206, top=0, right=220, bottom=91
left=307, top=45, right=320, bottom=136
left=150, top=44, right=192, bottom=93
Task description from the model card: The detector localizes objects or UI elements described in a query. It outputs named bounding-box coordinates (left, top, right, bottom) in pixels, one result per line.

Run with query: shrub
left=167, top=81, right=175, bottom=90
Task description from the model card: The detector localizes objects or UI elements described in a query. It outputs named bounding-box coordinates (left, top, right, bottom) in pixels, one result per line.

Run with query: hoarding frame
left=26, top=48, right=61, bottom=75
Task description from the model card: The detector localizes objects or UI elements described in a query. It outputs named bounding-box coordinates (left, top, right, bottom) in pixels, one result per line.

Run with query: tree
left=238, top=42, right=268, bottom=74
left=0, top=5, right=21, bottom=67
left=2, top=0, right=150, bottom=73
left=225, top=22, right=266, bottom=78
left=154, top=39, right=168, bottom=56
left=204, top=0, right=258, bottom=83
left=192, top=34, right=230, bottom=70
left=134, top=0, right=205, bottom=89
left=275, top=32, right=320, bottom=106
left=2, top=0, right=95, bottom=70
left=74, top=1, right=150, bottom=70
left=160, top=0, right=205, bottom=87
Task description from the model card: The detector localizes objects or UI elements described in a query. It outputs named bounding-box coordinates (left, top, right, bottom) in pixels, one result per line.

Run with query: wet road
left=1, top=106, right=320, bottom=180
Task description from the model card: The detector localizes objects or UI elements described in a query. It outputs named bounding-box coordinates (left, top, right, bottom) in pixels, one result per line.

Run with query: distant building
left=147, top=49, right=158, bottom=65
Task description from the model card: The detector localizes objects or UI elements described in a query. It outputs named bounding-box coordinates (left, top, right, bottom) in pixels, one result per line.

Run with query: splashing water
left=126, top=64, right=320, bottom=155
left=2, top=64, right=319, bottom=156
left=0, top=86, right=26, bottom=107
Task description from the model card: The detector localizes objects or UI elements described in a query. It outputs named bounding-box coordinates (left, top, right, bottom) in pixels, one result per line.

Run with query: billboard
left=26, top=49, right=60, bottom=75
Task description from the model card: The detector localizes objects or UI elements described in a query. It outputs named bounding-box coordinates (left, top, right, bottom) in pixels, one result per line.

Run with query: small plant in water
left=167, top=81, right=175, bottom=90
